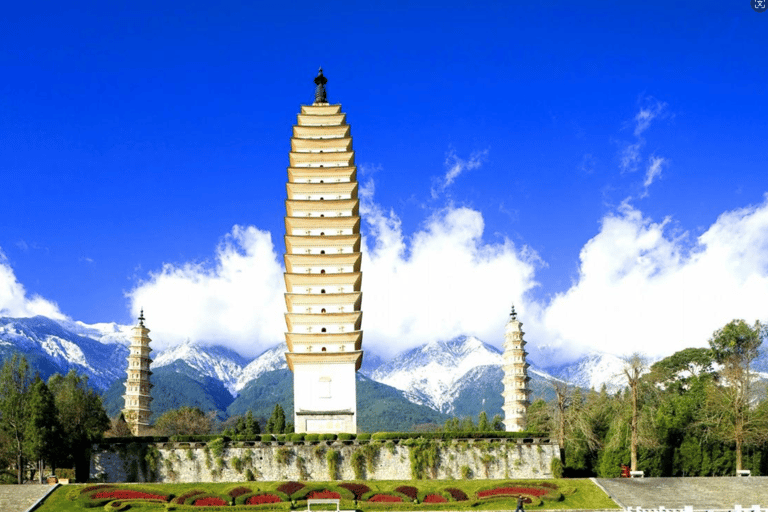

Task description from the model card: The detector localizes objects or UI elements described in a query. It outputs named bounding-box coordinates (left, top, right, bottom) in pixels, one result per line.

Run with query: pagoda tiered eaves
left=284, top=72, right=363, bottom=434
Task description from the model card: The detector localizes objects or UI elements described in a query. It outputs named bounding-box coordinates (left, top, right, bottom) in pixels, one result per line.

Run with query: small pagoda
left=283, top=68, right=364, bottom=433
left=501, top=305, right=531, bottom=432
left=122, top=309, right=153, bottom=436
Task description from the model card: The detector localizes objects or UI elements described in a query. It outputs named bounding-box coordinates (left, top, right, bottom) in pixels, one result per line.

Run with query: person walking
left=515, top=495, right=525, bottom=512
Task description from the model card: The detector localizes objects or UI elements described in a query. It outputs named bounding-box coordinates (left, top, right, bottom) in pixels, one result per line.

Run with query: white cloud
left=535, top=197, right=768, bottom=363
left=634, top=98, right=667, bottom=137
left=125, top=178, right=540, bottom=360
left=619, top=97, right=668, bottom=174
left=126, top=226, right=285, bottom=358
left=0, top=249, right=66, bottom=320
left=642, top=155, right=666, bottom=196
left=362, top=178, right=540, bottom=357
left=431, top=148, right=489, bottom=198
left=620, top=142, right=643, bottom=173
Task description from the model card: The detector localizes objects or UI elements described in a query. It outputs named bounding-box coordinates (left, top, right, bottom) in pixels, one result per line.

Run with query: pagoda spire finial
left=314, top=67, right=328, bottom=104
left=138, top=308, right=145, bottom=326
left=510, top=304, right=517, bottom=320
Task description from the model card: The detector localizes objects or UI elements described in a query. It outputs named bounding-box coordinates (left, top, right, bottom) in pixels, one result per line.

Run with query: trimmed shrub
left=172, top=489, right=205, bottom=504
left=368, top=494, right=403, bottom=503
left=192, top=495, right=228, bottom=506
left=91, top=489, right=168, bottom=501
left=395, top=486, right=418, bottom=500
left=290, top=433, right=305, bottom=442
left=293, top=486, right=354, bottom=501
left=476, top=484, right=550, bottom=499
left=445, top=488, right=469, bottom=501
left=246, top=494, right=283, bottom=505
left=277, top=481, right=305, bottom=497
left=337, top=433, right=354, bottom=441
left=228, top=486, right=252, bottom=498
left=261, top=434, right=274, bottom=443
left=308, top=490, right=341, bottom=499
left=356, top=433, right=372, bottom=441
left=423, top=494, right=448, bottom=503
left=320, top=433, right=337, bottom=441
left=361, top=491, right=409, bottom=502
left=236, top=491, right=290, bottom=505
left=305, top=434, right=320, bottom=442
left=339, top=483, right=370, bottom=500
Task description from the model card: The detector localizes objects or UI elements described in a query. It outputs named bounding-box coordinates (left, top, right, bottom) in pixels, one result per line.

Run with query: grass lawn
left=36, top=479, right=620, bottom=511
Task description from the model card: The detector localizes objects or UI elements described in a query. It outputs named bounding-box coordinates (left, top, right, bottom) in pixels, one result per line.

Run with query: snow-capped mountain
left=544, top=352, right=631, bottom=393
left=371, top=335, right=505, bottom=413
left=152, top=339, right=251, bottom=396
left=235, top=343, right=288, bottom=391
left=0, top=314, right=646, bottom=420
left=0, top=316, right=128, bottom=390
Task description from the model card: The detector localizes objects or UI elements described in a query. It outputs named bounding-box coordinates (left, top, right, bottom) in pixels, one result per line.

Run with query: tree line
left=0, top=355, right=110, bottom=483
left=526, top=319, right=768, bottom=477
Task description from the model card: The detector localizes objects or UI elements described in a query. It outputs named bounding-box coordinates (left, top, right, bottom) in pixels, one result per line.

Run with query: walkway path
left=595, top=477, right=768, bottom=509
left=0, top=485, right=57, bottom=512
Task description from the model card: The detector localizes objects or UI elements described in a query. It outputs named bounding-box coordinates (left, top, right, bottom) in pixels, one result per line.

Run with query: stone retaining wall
left=90, top=438, right=560, bottom=483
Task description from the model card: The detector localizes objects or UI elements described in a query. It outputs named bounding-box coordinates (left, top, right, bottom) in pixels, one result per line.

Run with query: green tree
left=704, top=319, right=768, bottom=472
left=490, top=414, right=505, bottom=431
left=0, top=355, right=33, bottom=483
left=623, top=353, right=649, bottom=472
left=48, top=370, right=110, bottom=482
left=266, top=404, right=286, bottom=434
left=154, top=406, right=212, bottom=436
left=105, top=413, right=133, bottom=438
left=224, top=410, right=261, bottom=437
left=477, top=411, right=490, bottom=432
left=24, top=378, right=61, bottom=483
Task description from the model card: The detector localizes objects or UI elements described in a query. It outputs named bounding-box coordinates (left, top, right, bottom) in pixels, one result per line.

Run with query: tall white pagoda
left=122, top=309, right=153, bottom=436
left=501, top=305, right=530, bottom=432
left=283, top=68, right=363, bottom=433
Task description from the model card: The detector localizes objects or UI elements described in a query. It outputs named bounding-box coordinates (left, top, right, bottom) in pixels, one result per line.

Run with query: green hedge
left=293, top=485, right=355, bottom=501
left=370, top=431, right=548, bottom=441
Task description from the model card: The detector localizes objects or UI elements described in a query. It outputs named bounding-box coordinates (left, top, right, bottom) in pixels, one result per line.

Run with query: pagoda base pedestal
left=295, top=410, right=355, bottom=434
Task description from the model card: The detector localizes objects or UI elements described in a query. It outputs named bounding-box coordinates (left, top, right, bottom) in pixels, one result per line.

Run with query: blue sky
left=2, top=1, right=767, bottom=363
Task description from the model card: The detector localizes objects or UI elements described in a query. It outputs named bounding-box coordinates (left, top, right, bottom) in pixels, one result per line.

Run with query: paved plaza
left=596, top=477, right=768, bottom=510
left=0, top=484, right=56, bottom=512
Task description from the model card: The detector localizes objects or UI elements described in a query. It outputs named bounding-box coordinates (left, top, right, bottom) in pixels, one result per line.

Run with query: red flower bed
left=395, top=486, right=418, bottom=500
left=309, top=490, right=341, bottom=499
left=477, top=487, right=548, bottom=499
left=92, top=490, right=167, bottom=501
left=193, top=496, right=227, bottom=506
left=423, top=494, right=448, bottom=503
left=277, top=481, right=305, bottom=496
left=446, top=488, right=468, bottom=501
left=369, top=494, right=403, bottom=503
left=247, top=494, right=282, bottom=505
left=340, top=483, right=370, bottom=500
left=230, top=487, right=252, bottom=498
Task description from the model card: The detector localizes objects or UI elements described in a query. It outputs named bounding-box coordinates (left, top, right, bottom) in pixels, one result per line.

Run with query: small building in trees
left=122, top=310, right=153, bottom=436
left=501, top=305, right=531, bottom=431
